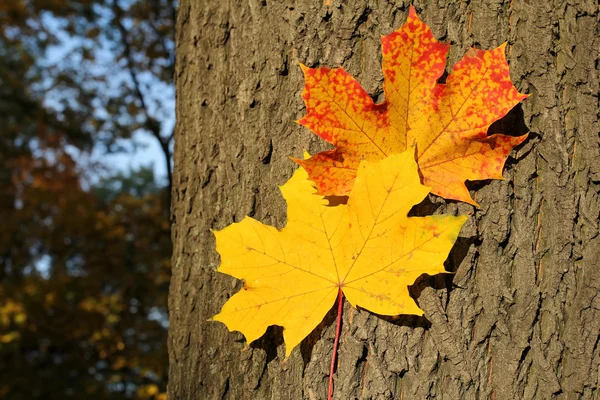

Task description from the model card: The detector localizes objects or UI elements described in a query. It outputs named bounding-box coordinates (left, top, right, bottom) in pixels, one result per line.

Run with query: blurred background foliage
left=0, top=0, right=175, bottom=398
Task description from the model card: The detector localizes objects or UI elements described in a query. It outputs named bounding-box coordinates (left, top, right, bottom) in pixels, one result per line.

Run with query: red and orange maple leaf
left=293, top=6, right=528, bottom=206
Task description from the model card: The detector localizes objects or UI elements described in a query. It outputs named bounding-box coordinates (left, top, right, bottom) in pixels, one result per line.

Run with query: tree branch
left=112, top=0, right=172, bottom=210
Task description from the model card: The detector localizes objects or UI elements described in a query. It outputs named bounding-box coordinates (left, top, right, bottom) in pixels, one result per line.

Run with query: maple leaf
left=212, top=149, right=467, bottom=357
left=293, top=6, right=528, bottom=206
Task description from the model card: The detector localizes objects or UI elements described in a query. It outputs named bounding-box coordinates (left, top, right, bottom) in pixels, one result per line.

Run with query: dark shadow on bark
left=487, top=103, right=529, bottom=137
left=410, top=274, right=447, bottom=299
left=465, top=178, right=495, bottom=193
left=445, top=236, right=476, bottom=274
left=325, top=195, right=349, bottom=206
left=374, top=312, right=432, bottom=329
left=407, top=194, right=442, bottom=217
left=409, top=273, right=448, bottom=303
left=444, top=235, right=477, bottom=307
left=506, top=130, right=540, bottom=166
left=436, top=70, right=449, bottom=84
left=250, top=325, right=284, bottom=365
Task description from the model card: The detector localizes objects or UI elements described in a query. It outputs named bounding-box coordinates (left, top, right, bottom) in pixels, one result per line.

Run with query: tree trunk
left=169, top=1, right=599, bottom=399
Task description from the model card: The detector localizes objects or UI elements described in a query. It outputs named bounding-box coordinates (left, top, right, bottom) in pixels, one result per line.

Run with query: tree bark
left=169, top=1, right=599, bottom=399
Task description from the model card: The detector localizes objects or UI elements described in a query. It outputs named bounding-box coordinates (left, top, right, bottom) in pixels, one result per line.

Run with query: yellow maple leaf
left=212, top=149, right=467, bottom=357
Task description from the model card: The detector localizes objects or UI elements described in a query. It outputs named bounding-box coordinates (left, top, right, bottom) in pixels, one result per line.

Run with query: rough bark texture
left=169, top=1, right=599, bottom=399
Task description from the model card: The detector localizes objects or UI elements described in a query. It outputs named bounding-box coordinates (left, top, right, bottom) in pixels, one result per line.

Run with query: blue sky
left=41, top=6, right=174, bottom=186
left=93, top=130, right=170, bottom=182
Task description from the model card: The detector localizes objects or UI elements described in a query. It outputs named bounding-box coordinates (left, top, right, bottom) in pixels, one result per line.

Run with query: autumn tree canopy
left=0, top=1, right=175, bottom=398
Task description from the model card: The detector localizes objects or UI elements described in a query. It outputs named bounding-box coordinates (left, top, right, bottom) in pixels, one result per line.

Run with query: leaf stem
left=328, top=288, right=344, bottom=400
